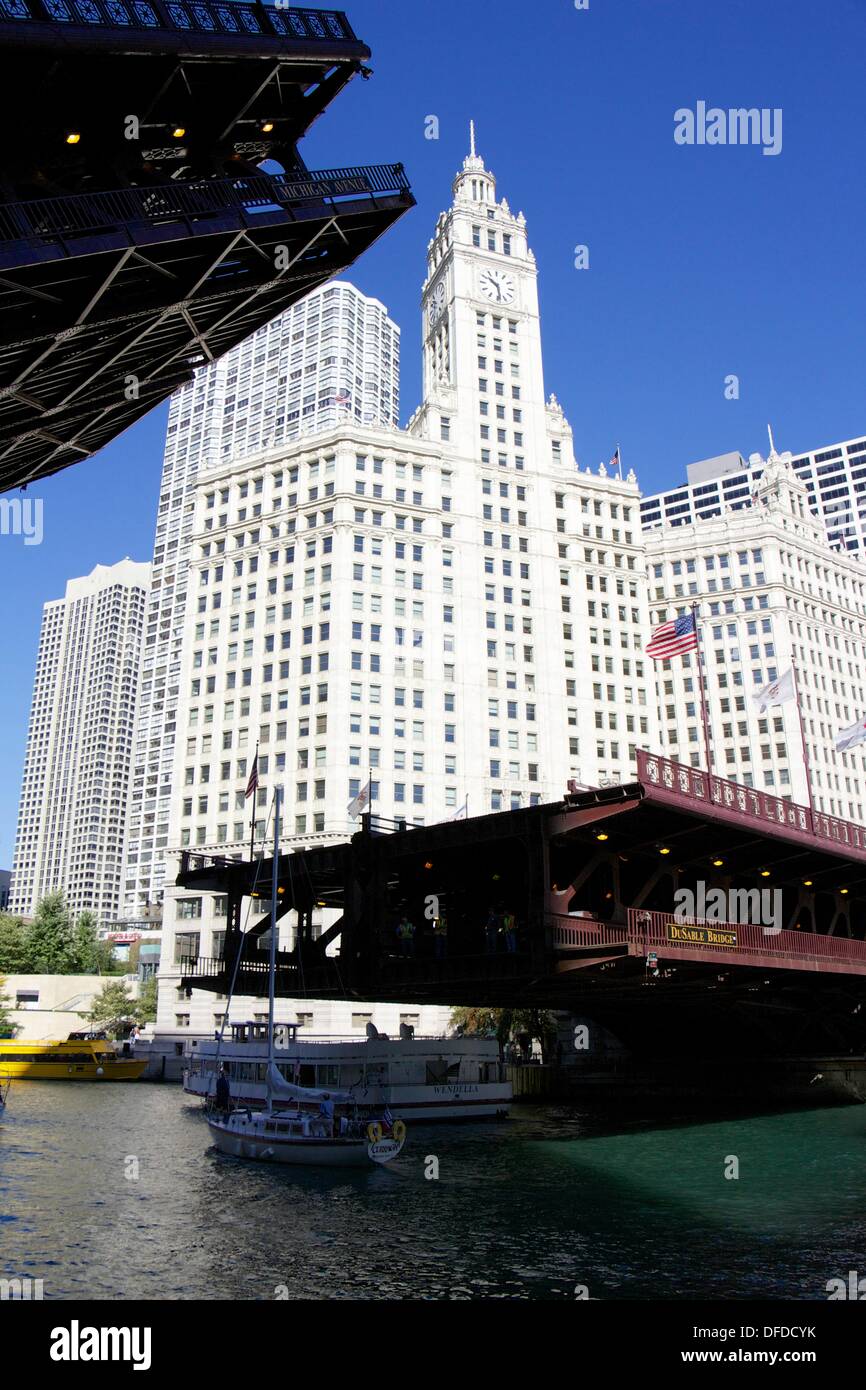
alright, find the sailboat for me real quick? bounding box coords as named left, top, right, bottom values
left=207, top=788, right=406, bottom=1168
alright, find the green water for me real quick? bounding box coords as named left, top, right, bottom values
left=1, top=1085, right=864, bottom=1299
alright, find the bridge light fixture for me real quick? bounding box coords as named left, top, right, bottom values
left=658, top=846, right=671, bottom=856
left=65, top=131, right=81, bottom=145
left=261, top=120, right=275, bottom=133
left=712, top=857, right=724, bottom=867
left=596, top=832, right=609, bottom=842
left=841, top=887, right=849, bottom=895
left=276, top=887, right=285, bottom=896
left=803, top=879, right=813, bottom=887
left=492, top=872, right=501, bottom=880
left=424, top=860, right=433, bottom=870
left=760, top=869, right=771, bottom=878
left=172, top=125, right=186, bottom=139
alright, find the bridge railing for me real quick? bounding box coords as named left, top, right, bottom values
left=0, top=1, right=359, bottom=46
left=627, top=908, right=866, bottom=965
left=0, top=164, right=411, bottom=248
left=177, top=850, right=244, bottom=876
left=637, top=749, right=866, bottom=857
left=179, top=954, right=299, bottom=980
left=548, top=915, right=627, bottom=950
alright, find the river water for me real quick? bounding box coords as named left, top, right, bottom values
left=1, top=1083, right=864, bottom=1300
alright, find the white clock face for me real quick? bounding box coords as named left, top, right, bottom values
left=427, top=279, right=446, bottom=324
left=478, top=269, right=515, bottom=304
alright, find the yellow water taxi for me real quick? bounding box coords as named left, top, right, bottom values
left=0, top=1033, right=146, bottom=1081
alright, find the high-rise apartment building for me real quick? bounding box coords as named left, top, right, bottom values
left=646, top=444, right=866, bottom=823
left=10, top=560, right=150, bottom=921
left=124, top=282, right=400, bottom=918
left=640, top=431, right=866, bottom=553
left=154, top=135, right=658, bottom=1034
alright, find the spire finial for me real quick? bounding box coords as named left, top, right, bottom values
left=469, top=119, right=476, bottom=158
left=767, top=422, right=777, bottom=458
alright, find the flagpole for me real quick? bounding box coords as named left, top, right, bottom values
left=790, top=660, right=815, bottom=828
left=691, top=602, right=714, bottom=780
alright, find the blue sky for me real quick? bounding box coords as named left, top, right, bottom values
left=0, top=0, right=864, bottom=868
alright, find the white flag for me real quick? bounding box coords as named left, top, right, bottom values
left=835, top=718, right=866, bottom=753
left=751, top=668, right=795, bottom=713
left=347, top=778, right=371, bottom=819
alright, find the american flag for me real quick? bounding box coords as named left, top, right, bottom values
left=245, top=746, right=259, bottom=800
left=335, top=389, right=351, bottom=405
left=646, top=612, right=698, bottom=661
left=609, top=446, right=621, bottom=477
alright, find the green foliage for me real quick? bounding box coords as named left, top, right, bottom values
left=69, top=911, right=115, bottom=975
left=0, top=976, right=18, bottom=1038
left=0, top=915, right=34, bottom=974
left=25, top=891, right=76, bottom=974
left=87, top=979, right=135, bottom=1036
left=451, top=1006, right=557, bottom=1052
left=135, top=976, right=158, bottom=1025
left=0, top=899, right=119, bottom=977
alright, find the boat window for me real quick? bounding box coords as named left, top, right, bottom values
left=316, top=1064, right=340, bottom=1087
left=0, top=1051, right=96, bottom=1064
left=298, top=1064, right=315, bottom=1087
left=426, top=1059, right=461, bottom=1084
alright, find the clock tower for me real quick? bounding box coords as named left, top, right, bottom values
left=410, top=124, right=550, bottom=470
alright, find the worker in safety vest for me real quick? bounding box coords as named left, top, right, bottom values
left=396, top=916, right=416, bottom=957
left=502, top=909, right=518, bottom=953
left=433, top=912, right=448, bottom=960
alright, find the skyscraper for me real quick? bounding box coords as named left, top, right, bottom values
left=123, top=283, right=400, bottom=919
left=640, top=431, right=866, bottom=553
left=10, top=560, right=150, bottom=922
left=646, top=444, right=866, bottom=823
left=154, top=133, right=658, bottom=1034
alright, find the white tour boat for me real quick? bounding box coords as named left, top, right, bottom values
left=187, top=1025, right=512, bottom=1121
left=207, top=788, right=406, bottom=1168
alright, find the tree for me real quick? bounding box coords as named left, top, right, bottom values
left=70, top=911, right=115, bottom=975
left=26, top=892, right=75, bottom=974
left=88, top=979, right=136, bottom=1037
left=0, top=976, right=18, bottom=1038
left=451, top=1006, right=558, bottom=1059
left=0, top=915, right=34, bottom=974
left=135, top=976, right=158, bottom=1025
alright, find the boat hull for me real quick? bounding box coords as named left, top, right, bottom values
left=208, top=1118, right=375, bottom=1167
left=0, top=1043, right=147, bottom=1081
left=0, top=1060, right=146, bottom=1080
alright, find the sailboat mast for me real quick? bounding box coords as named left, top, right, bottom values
left=268, top=786, right=281, bottom=1076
